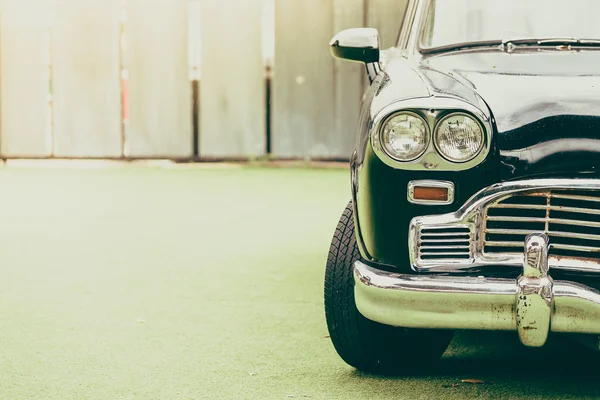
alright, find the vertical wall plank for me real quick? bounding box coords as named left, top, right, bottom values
left=200, top=0, right=265, bottom=158
left=272, top=0, right=335, bottom=158
left=333, top=0, right=365, bottom=158
left=52, top=0, right=121, bottom=157
left=0, top=0, right=51, bottom=157
left=367, top=0, right=408, bottom=49
left=125, top=0, right=192, bottom=158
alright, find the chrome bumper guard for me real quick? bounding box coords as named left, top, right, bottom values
left=354, top=233, right=600, bottom=347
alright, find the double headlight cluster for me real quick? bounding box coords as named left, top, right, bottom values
left=380, top=111, right=485, bottom=163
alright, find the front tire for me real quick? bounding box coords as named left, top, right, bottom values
left=324, top=202, right=453, bottom=374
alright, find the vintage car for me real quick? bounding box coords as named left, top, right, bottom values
left=324, top=0, right=600, bottom=374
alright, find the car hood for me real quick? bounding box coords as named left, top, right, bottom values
left=418, top=50, right=600, bottom=178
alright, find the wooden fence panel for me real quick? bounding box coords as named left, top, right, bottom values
left=272, top=0, right=336, bottom=158
left=367, top=0, right=408, bottom=49
left=333, top=0, right=365, bottom=158
left=125, top=0, right=192, bottom=158
left=0, top=0, right=51, bottom=157
left=199, top=0, right=265, bottom=158
left=52, top=0, right=122, bottom=157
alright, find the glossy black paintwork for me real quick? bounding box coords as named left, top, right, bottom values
left=422, top=50, right=600, bottom=178
left=353, top=47, right=600, bottom=275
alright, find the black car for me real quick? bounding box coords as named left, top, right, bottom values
left=324, top=0, right=600, bottom=374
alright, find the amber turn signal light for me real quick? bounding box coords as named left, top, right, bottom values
left=407, top=180, right=454, bottom=205
left=413, top=186, right=448, bottom=201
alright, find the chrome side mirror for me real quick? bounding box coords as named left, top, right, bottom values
left=330, top=28, right=380, bottom=82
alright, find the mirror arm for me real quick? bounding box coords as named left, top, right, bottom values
left=365, top=62, right=380, bottom=84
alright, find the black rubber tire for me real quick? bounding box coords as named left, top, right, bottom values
left=324, top=202, right=454, bottom=374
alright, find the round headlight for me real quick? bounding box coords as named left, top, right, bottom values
left=380, top=112, right=429, bottom=161
left=434, top=113, right=484, bottom=162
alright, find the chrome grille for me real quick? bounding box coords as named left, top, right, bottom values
left=418, top=226, right=472, bottom=261
left=484, top=190, right=600, bottom=259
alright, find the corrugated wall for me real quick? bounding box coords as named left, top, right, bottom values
left=0, top=0, right=408, bottom=160
left=0, top=0, right=52, bottom=157
left=52, top=0, right=122, bottom=157
left=125, top=0, right=193, bottom=158
left=199, top=0, right=265, bottom=158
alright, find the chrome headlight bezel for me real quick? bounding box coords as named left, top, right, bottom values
left=370, top=97, right=492, bottom=171
left=433, top=112, right=485, bottom=163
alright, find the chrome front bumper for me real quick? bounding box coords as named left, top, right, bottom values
left=354, top=233, right=600, bottom=347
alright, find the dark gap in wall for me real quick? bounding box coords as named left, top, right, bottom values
left=265, top=65, right=272, bottom=155
left=192, top=80, right=200, bottom=158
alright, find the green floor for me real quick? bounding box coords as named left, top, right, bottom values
left=0, top=165, right=599, bottom=399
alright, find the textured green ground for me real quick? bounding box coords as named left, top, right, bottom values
left=0, top=165, right=599, bottom=400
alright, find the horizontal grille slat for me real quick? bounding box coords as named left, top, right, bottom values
left=553, top=243, right=600, bottom=253
left=486, top=216, right=547, bottom=223
left=419, top=245, right=471, bottom=250
left=420, top=252, right=471, bottom=256
left=494, top=203, right=600, bottom=215
left=551, top=231, right=600, bottom=241
left=485, top=228, right=600, bottom=241
left=486, top=228, right=535, bottom=235
left=484, top=190, right=600, bottom=263
left=487, top=216, right=600, bottom=228
left=549, top=193, right=600, bottom=203
left=420, top=232, right=471, bottom=238
left=420, top=238, right=470, bottom=244
left=485, top=240, right=523, bottom=248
